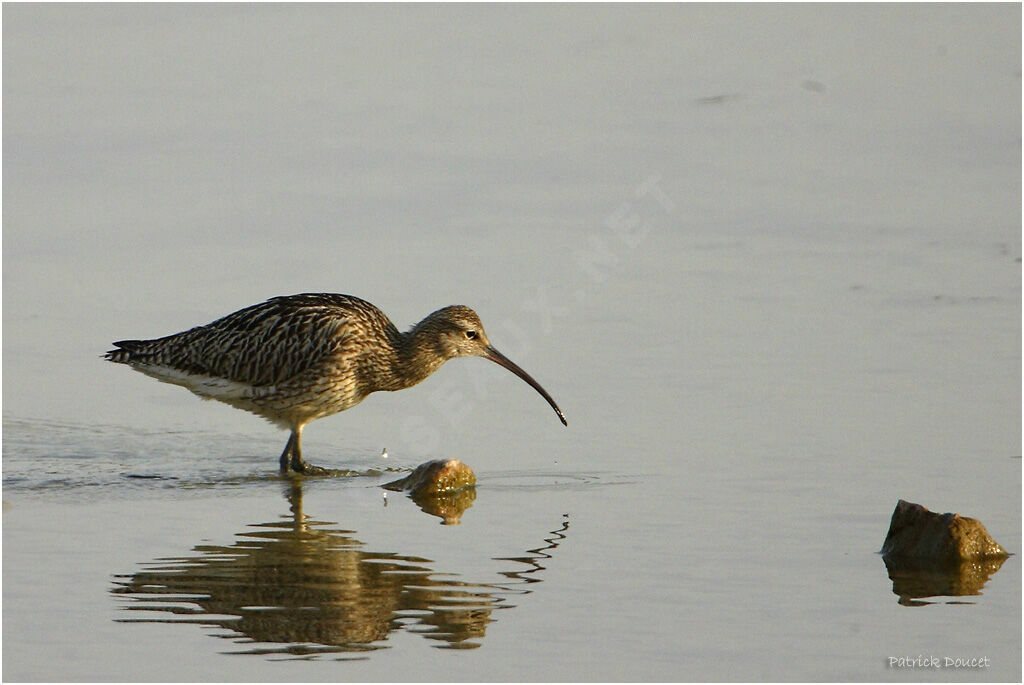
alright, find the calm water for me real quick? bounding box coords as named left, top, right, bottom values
left=3, top=4, right=1021, bottom=681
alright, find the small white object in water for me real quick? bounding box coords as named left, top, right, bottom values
left=381, top=447, right=388, bottom=459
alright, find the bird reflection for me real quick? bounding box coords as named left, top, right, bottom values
left=111, top=482, right=569, bottom=656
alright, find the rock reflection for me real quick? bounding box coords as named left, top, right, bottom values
left=404, top=485, right=477, bottom=525
left=111, top=482, right=569, bottom=656
left=883, top=556, right=1009, bottom=607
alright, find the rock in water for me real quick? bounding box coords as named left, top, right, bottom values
left=383, top=459, right=476, bottom=495
left=383, top=459, right=477, bottom=525
left=880, top=499, right=1009, bottom=562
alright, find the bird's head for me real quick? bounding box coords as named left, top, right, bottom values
left=415, top=305, right=567, bottom=426
left=423, top=305, right=494, bottom=359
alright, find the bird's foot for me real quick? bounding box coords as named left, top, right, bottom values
left=286, top=458, right=335, bottom=477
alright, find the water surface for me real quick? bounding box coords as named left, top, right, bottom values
left=3, top=4, right=1021, bottom=681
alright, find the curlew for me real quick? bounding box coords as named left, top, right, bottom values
left=105, top=293, right=566, bottom=474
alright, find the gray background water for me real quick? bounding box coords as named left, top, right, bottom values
left=3, top=4, right=1021, bottom=681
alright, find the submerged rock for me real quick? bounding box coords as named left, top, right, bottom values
left=880, top=499, right=1009, bottom=562
left=880, top=500, right=1011, bottom=605
left=383, top=459, right=477, bottom=525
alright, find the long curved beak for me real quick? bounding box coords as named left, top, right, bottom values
left=484, top=346, right=567, bottom=426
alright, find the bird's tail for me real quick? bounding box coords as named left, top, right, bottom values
left=104, top=340, right=155, bottom=364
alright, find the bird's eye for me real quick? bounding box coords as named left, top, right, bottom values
left=464, top=330, right=478, bottom=340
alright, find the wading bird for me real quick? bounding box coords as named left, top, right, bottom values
left=106, top=293, right=566, bottom=474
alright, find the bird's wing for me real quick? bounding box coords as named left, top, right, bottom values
left=110, top=294, right=394, bottom=388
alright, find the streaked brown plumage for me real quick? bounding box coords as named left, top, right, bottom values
left=105, top=293, right=567, bottom=474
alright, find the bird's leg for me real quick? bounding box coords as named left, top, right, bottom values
left=286, top=427, right=331, bottom=476
left=288, top=428, right=305, bottom=472
left=279, top=432, right=297, bottom=473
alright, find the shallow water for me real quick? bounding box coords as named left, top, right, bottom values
left=3, top=4, right=1021, bottom=681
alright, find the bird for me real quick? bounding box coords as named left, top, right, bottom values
left=105, top=293, right=567, bottom=475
